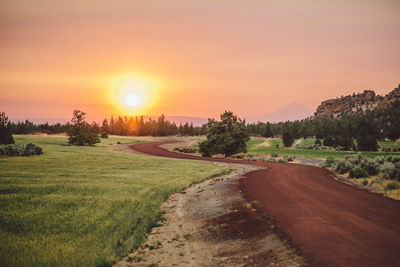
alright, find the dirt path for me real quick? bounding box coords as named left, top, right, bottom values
left=115, top=163, right=304, bottom=267
left=256, top=138, right=271, bottom=147
left=129, top=141, right=400, bottom=267
left=292, top=138, right=303, bottom=148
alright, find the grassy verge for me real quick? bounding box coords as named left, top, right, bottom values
left=246, top=137, right=400, bottom=159
left=351, top=177, right=400, bottom=200
left=0, top=135, right=228, bottom=266
left=173, top=136, right=400, bottom=159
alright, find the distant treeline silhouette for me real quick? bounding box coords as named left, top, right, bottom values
left=8, top=115, right=206, bottom=136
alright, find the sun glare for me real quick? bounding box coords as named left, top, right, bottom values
left=109, top=74, right=158, bottom=115
left=125, top=93, right=142, bottom=107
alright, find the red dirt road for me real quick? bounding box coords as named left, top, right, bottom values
left=131, top=141, right=400, bottom=266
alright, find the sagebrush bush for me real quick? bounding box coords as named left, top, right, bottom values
left=375, top=156, right=385, bottom=164
left=284, top=155, right=295, bottom=162
left=384, top=181, right=400, bottom=190
left=349, top=167, right=368, bottom=178
left=270, top=153, right=278, bottom=158
left=0, top=143, right=43, bottom=156
left=321, top=157, right=336, bottom=167
left=100, top=132, right=109, bottom=138
left=359, top=159, right=379, bottom=176
left=333, top=160, right=353, bottom=174
left=387, top=155, right=400, bottom=163
left=277, top=158, right=288, bottom=163
left=380, top=162, right=398, bottom=180
left=345, top=154, right=364, bottom=165
left=362, top=179, right=368, bottom=185
left=173, top=147, right=197, bottom=153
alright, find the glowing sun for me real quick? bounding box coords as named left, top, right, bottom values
left=125, top=93, right=142, bottom=107
left=108, top=74, right=159, bottom=115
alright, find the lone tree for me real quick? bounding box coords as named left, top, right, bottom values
left=199, top=111, right=249, bottom=157
left=0, top=112, right=15, bottom=144
left=282, top=128, right=294, bottom=147
left=68, top=110, right=100, bottom=146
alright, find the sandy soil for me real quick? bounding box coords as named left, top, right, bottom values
left=114, top=163, right=305, bottom=267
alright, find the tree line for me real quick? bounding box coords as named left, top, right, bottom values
left=247, top=101, right=400, bottom=151
left=6, top=114, right=207, bottom=137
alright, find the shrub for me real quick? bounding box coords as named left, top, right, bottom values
left=100, top=132, right=109, bottom=138
left=277, top=158, right=288, bottom=163
left=345, top=154, right=364, bottom=165
left=270, top=153, right=278, bottom=158
left=321, top=157, right=337, bottom=168
left=333, top=160, right=353, bottom=174
left=284, top=155, right=296, bottom=162
left=173, top=147, right=197, bottom=153
left=386, top=155, right=400, bottom=163
left=359, top=159, right=379, bottom=176
left=375, top=156, right=385, bottom=164
left=314, top=139, right=322, bottom=146
left=349, top=167, right=368, bottom=178
left=25, top=143, right=43, bottom=155
left=68, top=110, right=100, bottom=146
left=384, top=181, right=400, bottom=191
left=381, top=162, right=398, bottom=180
left=282, top=130, right=294, bottom=147
left=266, top=158, right=276, bottom=162
left=244, top=154, right=254, bottom=161
left=0, top=143, right=43, bottom=156
left=68, top=130, right=100, bottom=146
left=362, top=179, right=368, bottom=186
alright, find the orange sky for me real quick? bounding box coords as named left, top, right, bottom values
left=1, top=0, right=399, bottom=122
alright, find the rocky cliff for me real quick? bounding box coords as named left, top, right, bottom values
left=315, top=84, right=400, bottom=117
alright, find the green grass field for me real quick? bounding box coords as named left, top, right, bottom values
left=0, top=135, right=228, bottom=267
left=245, top=137, right=400, bottom=159
left=298, top=138, right=400, bottom=149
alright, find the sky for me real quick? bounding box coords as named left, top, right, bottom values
left=1, top=0, right=399, bottom=122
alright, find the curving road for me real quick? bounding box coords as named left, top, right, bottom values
left=131, top=141, right=400, bottom=266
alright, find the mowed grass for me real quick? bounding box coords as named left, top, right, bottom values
left=378, top=140, right=400, bottom=148
left=0, top=135, right=228, bottom=267
left=246, top=137, right=400, bottom=159
left=299, top=138, right=400, bottom=149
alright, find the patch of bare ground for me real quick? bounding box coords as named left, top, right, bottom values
left=256, top=138, right=271, bottom=148
left=113, top=144, right=148, bottom=155
left=114, top=163, right=305, bottom=267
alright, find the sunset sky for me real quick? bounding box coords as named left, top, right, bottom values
left=1, top=0, right=399, bottom=122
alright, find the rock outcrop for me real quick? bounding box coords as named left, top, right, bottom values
left=377, top=84, right=400, bottom=110
left=315, top=84, right=400, bottom=117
